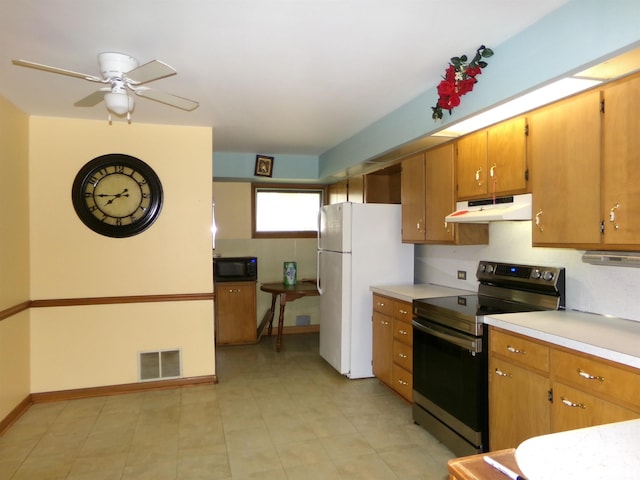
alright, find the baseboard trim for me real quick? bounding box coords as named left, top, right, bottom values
left=0, top=395, right=32, bottom=436
left=30, top=375, right=217, bottom=404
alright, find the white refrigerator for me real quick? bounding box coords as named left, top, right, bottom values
left=317, top=202, right=414, bottom=379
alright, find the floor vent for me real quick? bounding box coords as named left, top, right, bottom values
left=139, top=349, right=182, bottom=382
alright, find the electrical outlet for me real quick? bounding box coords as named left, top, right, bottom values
left=457, top=270, right=467, bottom=280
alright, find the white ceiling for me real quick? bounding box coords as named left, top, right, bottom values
left=0, top=0, right=570, bottom=156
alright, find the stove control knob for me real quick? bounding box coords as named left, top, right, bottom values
left=485, top=264, right=494, bottom=274
left=531, top=269, right=542, bottom=280
left=479, top=264, right=486, bottom=273
left=542, top=271, right=555, bottom=281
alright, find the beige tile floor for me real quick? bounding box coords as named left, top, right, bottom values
left=0, top=333, right=455, bottom=479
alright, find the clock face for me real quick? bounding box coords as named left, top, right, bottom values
left=72, top=154, right=163, bottom=238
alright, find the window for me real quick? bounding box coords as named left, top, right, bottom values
left=252, top=184, right=326, bottom=238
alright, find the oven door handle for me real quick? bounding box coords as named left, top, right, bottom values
left=412, top=320, right=482, bottom=353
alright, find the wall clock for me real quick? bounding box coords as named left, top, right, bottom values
left=71, top=153, right=163, bottom=238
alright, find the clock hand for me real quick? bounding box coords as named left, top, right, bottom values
left=101, top=189, right=130, bottom=206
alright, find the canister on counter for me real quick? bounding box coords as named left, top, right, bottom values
left=283, top=261, right=297, bottom=286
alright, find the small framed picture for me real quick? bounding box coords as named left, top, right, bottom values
left=254, top=155, right=274, bottom=177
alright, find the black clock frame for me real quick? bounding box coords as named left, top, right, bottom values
left=71, top=153, right=163, bottom=238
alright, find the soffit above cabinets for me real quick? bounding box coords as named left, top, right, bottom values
left=575, top=47, right=640, bottom=81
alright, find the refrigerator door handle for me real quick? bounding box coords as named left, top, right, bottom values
left=317, top=249, right=324, bottom=295
left=317, top=208, right=323, bottom=251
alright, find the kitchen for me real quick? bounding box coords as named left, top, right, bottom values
left=2, top=1, right=640, bottom=478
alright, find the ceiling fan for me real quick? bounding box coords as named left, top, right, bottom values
left=12, top=52, right=199, bottom=123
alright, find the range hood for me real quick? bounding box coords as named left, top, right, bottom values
left=445, top=193, right=532, bottom=223
left=582, top=251, right=640, bottom=268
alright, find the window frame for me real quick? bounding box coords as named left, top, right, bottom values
left=251, top=183, right=327, bottom=239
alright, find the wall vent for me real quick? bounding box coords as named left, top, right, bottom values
left=138, top=349, right=182, bottom=382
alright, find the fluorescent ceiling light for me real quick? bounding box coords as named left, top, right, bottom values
left=433, top=77, right=602, bottom=138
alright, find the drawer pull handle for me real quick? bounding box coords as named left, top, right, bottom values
left=398, top=379, right=409, bottom=386
left=506, top=345, right=526, bottom=355
left=377, top=302, right=385, bottom=307
left=561, top=397, right=586, bottom=409
left=577, top=369, right=604, bottom=382
left=494, top=368, right=512, bottom=378
left=398, top=309, right=408, bottom=315
left=398, top=329, right=408, bottom=335
left=380, top=320, right=389, bottom=326
left=398, top=353, right=408, bottom=359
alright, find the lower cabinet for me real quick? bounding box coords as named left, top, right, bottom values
left=214, top=281, right=257, bottom=345
left=372, top=294, right=413, bottom=401
left=489, top=326, right=640, bottom=450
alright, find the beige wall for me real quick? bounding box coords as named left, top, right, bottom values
left=0, top=95, right=31, bottom=419
left=26, top=117, right=215, bottom=392
left=213, top=181, right=319, bottom=326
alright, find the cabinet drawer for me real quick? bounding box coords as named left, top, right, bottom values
left=393, top=300, right=412, bottom=323
left=552, top=348, right=640, bottom=410
left=372, top=294, right=394, bottom=316
left=490, top=328, right=549, bottom=373
left=393, top=318, right=413, bottom=346
left=551, top=382, right=640, bottom=433
left=392, top=363, right=412, bottom=401
left=393, top=340, right=412, bottom=372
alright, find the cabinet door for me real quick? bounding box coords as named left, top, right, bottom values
left=456, top=130, right=487, bottom=199
left=400, top=153, right=426, bottom=242
left=215, top=282, right=257, bottom=345
left=425, top=143, right=456, bottom=243
left=487, top=116, right=528, bottom=194
left=529, top=90, right=601, bottom=246
left=328, top=180, right=348, bottom=204
left=602, top=74, right=640, bottom=245
left=551, top=382, right=639, bottom=433
left=489, top=356, right=550, bottom=450
left=372, top=311, right=393, bottom=386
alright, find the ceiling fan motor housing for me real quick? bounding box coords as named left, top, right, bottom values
left=98, top=52, right=138, bottom=79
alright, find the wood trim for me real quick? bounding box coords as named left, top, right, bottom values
left=0, top=395, right=32, bottom=436
left=30, top=375, right=217, bottom=404
left=30, top=292, right=214, bottom=308
left=0, top=301, right=30, bottom=322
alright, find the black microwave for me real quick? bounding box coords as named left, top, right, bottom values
left=213, top=256, right=258, bottom=283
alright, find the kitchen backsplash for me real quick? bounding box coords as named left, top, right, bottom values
left=415, top=221, right=640, bottom=323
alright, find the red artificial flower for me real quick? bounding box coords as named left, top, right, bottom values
left=437, top=79, right=456, bottom=96
left=466, top=65, right=482, bottom=77
left=457, top=77, right=477, bottom=95
left=444, top=65, right=457, bottom=82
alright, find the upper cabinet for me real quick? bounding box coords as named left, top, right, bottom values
left=401, top=144, right=487, bottom=245
left=601, top=74, right=640, bottom=247
left=456, top=116, right=529, bottom=200
left=529, top=90, right=602, bottom=247
left=530, top=72, right=640, bottom=251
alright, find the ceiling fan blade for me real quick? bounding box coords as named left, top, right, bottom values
left=74, top=89, right=109, bottom=107
left=135, top=87, right=199, bottom=111
left=125, top=60, right=176, bottom=85
left=12, top=59, right=103, bottom=82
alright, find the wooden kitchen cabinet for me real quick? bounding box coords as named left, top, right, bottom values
left=214, top=281, right=257, bottom=345
left=489, top=329, right=551, bottom=450
left=488, top=326, right=640, bottom=450
left=372, top=294, right=394, bottom=386
left=529, top=89, right=602, bottom=247
left=550, top=347, right=640, bottom=432
left=456, top=116, right=528, bottom=200
left=401, top=145, right=487, bottom=245
left=372, top=294, right=413, bottom=401
left=601, top=73, right=640, bottom=247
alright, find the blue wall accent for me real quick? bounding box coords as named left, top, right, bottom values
left=214, top=0, right=640, bottom=183
left=213, top=151, right=320, bottom=182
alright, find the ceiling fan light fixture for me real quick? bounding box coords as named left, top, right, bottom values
left=104, top=91, right=134, bottom=116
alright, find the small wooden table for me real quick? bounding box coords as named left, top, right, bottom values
left=259, top=281, right=319, bottom=352
left=448, top=448, right=526, bottom=480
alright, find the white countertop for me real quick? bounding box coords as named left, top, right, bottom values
left=515, top=419, right=640, bottom=479
left=370, top=283, right=473, bottom=303
left=484, top=310, right=640, bottom=369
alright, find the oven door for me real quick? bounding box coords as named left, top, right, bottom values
left=412, top=318, right=488, bottom=455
